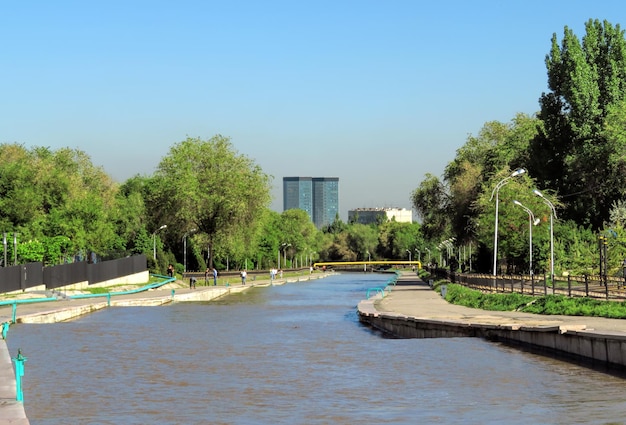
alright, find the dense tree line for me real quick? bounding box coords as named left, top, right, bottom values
left=0, top=137, right=423, bottom=273
left=412, top=19, right=626, bottom=277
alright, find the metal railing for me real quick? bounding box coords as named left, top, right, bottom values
left=366, top=271, right=400, bottom=299
left=428, top=268, right=626, bottom=301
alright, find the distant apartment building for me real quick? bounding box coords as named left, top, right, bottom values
left=348, top=207, right=413, bottom=225
left=283, top=177, right=339, bottom=228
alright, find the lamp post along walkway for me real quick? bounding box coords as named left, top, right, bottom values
left=534, top=189, right=557, bottom=283
left=490, top=169, right=526, bottom=276
left=513, top=200, right=540, bottom=277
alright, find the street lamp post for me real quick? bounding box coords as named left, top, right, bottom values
left=534, top=189, right=557, bottom=283
left=152, top=225, right=167, bottom=261
left=280, top=243, right=291, bottom=269
left=490, top=169, right=527, bottom=276
left=424, top=248, right=431, bottom=265
left=442, top=239, right=454, bottom=269
left=415, top=249, right=421, bottom=263
left=513, top=200, right=540, bottom=276
left=406, top=249, right=411, bottom=263
left=182, top=229, right=196, bottom=273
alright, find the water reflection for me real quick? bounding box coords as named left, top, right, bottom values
left=7, top=273, right=626, bottom=425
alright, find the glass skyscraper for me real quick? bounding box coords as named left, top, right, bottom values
left=283, top=177, right=339, bottom=228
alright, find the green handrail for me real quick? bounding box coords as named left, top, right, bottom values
left=68, top=274, right=175, bottom=300
left=0, top=274, right=176, bottom=323
left=366, top=287, right=385, bottom=299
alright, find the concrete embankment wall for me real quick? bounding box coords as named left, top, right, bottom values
left=15, top=286, right=245, bottom=324
left=357, top=299, right=626, bottom=369
left=0, top=340, right=29, bottom=424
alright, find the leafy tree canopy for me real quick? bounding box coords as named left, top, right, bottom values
left=152, top=135, right=272, bottom=268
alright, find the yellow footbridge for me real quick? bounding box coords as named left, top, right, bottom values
left=313, top=260, right=421, bottom=269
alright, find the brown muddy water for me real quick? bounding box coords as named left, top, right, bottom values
left=7, top=273, right=626, bottom=424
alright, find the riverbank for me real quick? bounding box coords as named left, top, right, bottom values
left=0, top=271, right=331, bottom=424
left=358, top=273, right=626, bottom=370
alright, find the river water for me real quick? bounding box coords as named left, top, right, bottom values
left=7, top=273, right=626, bottom=424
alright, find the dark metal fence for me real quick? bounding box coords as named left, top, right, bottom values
left=429, top=268, right=626, bottom=301
left=0, top=255, right=147, bottom=294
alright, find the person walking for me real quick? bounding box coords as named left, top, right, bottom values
left=240, top=269, right=247, bottom=285
left=213, top=267, right=218, bottom=286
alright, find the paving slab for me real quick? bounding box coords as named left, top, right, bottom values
left=375, top=273, right=626, bottom=337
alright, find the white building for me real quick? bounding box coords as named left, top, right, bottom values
left=348, top=207, right=413, bottom=225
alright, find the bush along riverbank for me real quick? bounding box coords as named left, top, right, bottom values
left=432, top=280, right=626, bottom=319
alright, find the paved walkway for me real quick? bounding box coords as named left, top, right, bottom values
left=374, top=273, right=626, bottom=336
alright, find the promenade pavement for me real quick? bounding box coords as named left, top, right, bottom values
left=375, top=273, right=626, bottom=337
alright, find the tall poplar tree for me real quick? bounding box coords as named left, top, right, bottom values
left=529, top=19, right=626, bottom=229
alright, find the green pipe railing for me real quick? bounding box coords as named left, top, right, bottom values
left=0, top=274, right=176, bottom=326
left=366, top=287, right=385, bottom=299
left=0, top=297, right=58, bottom=307
left=68, top=274, right=175, bottom=300
left=366, top=271, right=401, bottom=299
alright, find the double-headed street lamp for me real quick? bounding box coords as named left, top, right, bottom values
left=534, top=189, right=557, bottom=283
left=438, top=238, right=455, bottom=266
left=513, top=200, right=540, bottom=276
left=152, top=225, right=167, bottom=260
left=490, top=168, right=526, bottom=276
left=279, top=243, right=291, bottom=269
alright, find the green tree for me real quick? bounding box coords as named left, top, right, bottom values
left=411, top=173, right=450, bottom=242
left=251, top=209, right=282, bottom=269
left=115, top=175, right=153, bottom=257
left=278, top=209, right=318, bottom=267
left=153, top=136, right=272, bottom=269
left=443, top=115, right=540, bottom=246
left=345, top=223, right=379, bottom=261
left=0, top=144, right=123, bottom=264
left=376, top=221, right=422, bottom=260
left=529, top=19, right=626, bottom=229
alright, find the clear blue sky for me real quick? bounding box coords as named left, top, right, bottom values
left=2, top=1, right=625, bottom=219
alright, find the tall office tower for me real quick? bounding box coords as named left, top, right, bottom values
left=283, top=177, right=313, bottom=218
left=283, top=177, right=339, bottom=228
left=312, top=177, right=339, bottom=228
